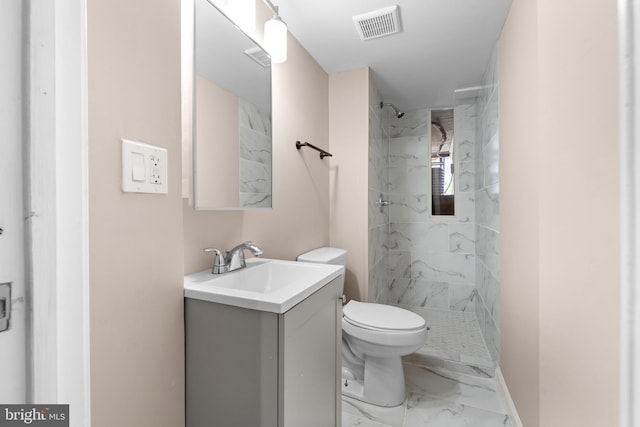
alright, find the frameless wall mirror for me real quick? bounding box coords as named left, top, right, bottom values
left=193, top=0, right=272, bottom=209
left=431, top=108, right=455, bottom=216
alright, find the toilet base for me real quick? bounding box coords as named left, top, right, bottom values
left=341, top=355, right=407, bottom=407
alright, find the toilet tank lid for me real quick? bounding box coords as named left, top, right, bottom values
left=297, top=247, right=347, bottom=264
left=343, top=301, right=426, bottom=331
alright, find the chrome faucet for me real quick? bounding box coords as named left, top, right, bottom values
left=204, top=241, right=263, bottom=274
left=226, top=241, right=263, bottom=272
left=203, top=247, right=228, bottom=274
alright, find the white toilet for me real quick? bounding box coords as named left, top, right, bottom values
left=297, top=247, right=428, bottom=407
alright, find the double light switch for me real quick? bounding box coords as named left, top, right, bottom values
left=122, top=139, right=168, bottom=194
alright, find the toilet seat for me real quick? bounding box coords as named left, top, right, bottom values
left=343, top=300, right=425, bottom=332
left=342, top=301, right=428, bottom=348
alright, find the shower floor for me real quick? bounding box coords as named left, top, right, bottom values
left=400, top=306, right=495, bottom=378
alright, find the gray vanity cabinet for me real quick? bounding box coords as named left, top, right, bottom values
left=185, top=276, right=343, bottom=427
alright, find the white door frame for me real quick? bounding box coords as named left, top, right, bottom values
left=22, top=2, right=640, bottom=427
left=618, top=1, right=640, bottom=426
left=28, top=0, right=90, bottom=425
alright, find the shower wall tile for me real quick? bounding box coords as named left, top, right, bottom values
left=385, top=108, right=428, bottom=138
left=369, top=224, right=388, bottom=267
left=479, top=90, right=496, bottom=125
left=388, top=193, right=430, bottom=222
left=387, top=251, right=412, bottom=279
left=457, top=138, right=475, bottom=163
left=476, top=210, right=500, bottom=281
left=474, top=297, right=485, bottom=339
left=474, top=43, right=500, bottom=364
left=388, top=135, right=430, bottom=167
left=479, top=47, right=498, bottom=108
left=389, top=222, right=449, bottom=254
left=458, top=161, right=475, bottom=193
left=481, top=94, right=499, bottom=150
left=482, top=269, right=500, bottom=326
left=368, top=114, right=386, bottom=192
left=369, top=256, right=388, bottom=304
left=377, top=103, right=479, bottom=312
left=411, top=253, right=476, bottom=284
left=369, top=189, right=389, bottom=228
left=456, top=192, right=475, bottom=223
left=476, top=184, right=500, bottom=231
left=388, top=278, right=449, bottom=309
left=483, top=312, right=500, bottom=363
left=476, top=263, right=488, bottom=305
left=474, top=148, right=485, bottom=192
left=456, top=103, right=477, bottom=132
left=482, top=132, right=500, bottom=188
left=368, top=76, right=390, bottom=304
left=449, top=285, right=477, bottom=312
left=369, top=273, right=381, bottom=303
left=388, top=165, right=430, bottom=194
left=449, top=223, right=475, bottom=254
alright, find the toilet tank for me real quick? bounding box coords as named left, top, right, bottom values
left=297, top=247, right=347, bottom=267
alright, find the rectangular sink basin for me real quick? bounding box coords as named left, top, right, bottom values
left=184, top=258, right=345, bottom=313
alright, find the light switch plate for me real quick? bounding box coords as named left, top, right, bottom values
left=122, top=139, right=168, bottom=194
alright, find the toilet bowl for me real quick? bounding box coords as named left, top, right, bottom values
left=297, top=247, right=428, bottom=407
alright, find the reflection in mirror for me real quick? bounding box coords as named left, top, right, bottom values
left=431, top=109, right=455, bottom=216
left=194, top=0, right=272, bottom=209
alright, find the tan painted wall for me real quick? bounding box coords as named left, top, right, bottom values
left=87, top=0, right=185, bottom=426
left=328, top=68, right=370, bottom=301
left=499, top=0, right=540, bottom=423
left=537, top=0, right=619, bottom=424
left=183, top=31, right=330, bottom=273
left=500, top=0, right=619, bottom=425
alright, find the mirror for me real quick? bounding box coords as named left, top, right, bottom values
left=193, top=0, right=272, bottom=209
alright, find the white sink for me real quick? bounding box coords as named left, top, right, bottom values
left=184, top=258, right=345, bottom=313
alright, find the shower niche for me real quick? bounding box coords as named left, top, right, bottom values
left=430, top=109, right=455, bottom=216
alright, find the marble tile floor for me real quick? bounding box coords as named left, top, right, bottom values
left=342, top=364, right=513, bottom=427
left=402, top=306, right=495, bottom=378
left=342, top=307, right=510, bottom=426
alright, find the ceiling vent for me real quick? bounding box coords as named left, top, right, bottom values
left=353, top=5, right=401, bottom=41
left=244, top=46, right=271, bottom=68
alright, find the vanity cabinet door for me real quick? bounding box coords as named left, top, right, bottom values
left=185, top=299, right=279, bottom=427
left=279, top=277, right=343, bottom=427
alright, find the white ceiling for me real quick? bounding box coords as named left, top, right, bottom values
left=275, top=0, right=512, bottom=111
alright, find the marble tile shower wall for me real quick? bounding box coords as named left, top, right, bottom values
left=368, top=76, right=390, bottom=302
left=380, top=105, right=478, bottom=312
left=239, top=97, right=272, bottom=208
left=474, top=46, right=500, bottom=362
left=366, top=46, right=501, bottom=365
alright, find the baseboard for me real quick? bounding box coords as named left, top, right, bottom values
left=495, top=367, right=524, bottom=427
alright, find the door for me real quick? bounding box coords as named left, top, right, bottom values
left=0, top=0, right=27, bottom=403
left=280, top=277, right=344, bottom=427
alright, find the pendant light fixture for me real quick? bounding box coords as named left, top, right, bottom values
left=263, top=0, right=287, bottom=63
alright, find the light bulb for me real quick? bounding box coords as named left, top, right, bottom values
left=264, top=15, right=287, bottom=63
